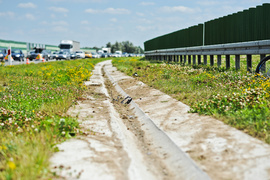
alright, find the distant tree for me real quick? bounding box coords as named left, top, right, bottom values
left=134, top=46, right=144, bottom=54
left=106, top=42, right=112, bottom=48
left=111, top=41, right=123, bottom=53
left=92, top=46, right=99, bottom=51
left=101, top=41, right=144, bottom=54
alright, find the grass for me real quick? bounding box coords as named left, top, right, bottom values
left=112, top=56, right=270, bottom=144
left=0, top=58, right=105, bottom=179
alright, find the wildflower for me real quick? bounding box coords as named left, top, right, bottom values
left=34, top=128, right=38, bottom=132
left=7, top=161, right=16, bottom=170
left=0, top=123, right=4, bottom=126
left=62, top=131, right=66, bottom=135
left=31, top=125, right=35, bottom=128
left=8, top=118, right=12, bottom=123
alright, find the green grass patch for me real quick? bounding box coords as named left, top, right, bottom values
left=0, top=59, right=104, bottom=179
left=112, top=57, right=270, bottom=144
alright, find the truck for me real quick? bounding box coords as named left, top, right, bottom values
left=100, top=47, right=111, bottom=54
left=59, top=40, right=80, bottom=53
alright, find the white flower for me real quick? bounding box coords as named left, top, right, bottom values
left=0, top=123, right=4, bottom=126
left=62, top=131, right=66, bottom=135
left=34, top=128, right=38, bottom=132
left=31, top=125, right=35, bottom=128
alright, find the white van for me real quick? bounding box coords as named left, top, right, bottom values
left=75, top=50, right=85, bottom=59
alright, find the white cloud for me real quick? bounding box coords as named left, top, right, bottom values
left=140, top=2, right=155, bottom=6
left=52, top=21, right=68, bottom=26
left=136, top=12, right=144, bottom=16
left=136, top=18, right=153, bottom=24
left=49, top=7, right=69, bottom=13
left=136, top=25, right=155, bottom=32
left=85, top=8, right=130, bottom=14
left=160, top=6, right=197, bottom=13
left=51, top=14, right=56, bottom=18
left=53, top=26, right=68, bottom=32
left=40, top=21, right=68, bottom=26
left=81, top=20, right=90, bottom=25
left=196, top=0, right=219, bottom=6
left=25, top=13, right=36, bottom=20
left=85, top=9, right=99, bottom=13
left=0, top=11, right=15, bottom=18
left=110, top=18, right=117, bottom=22
left=18, top=2, right=37, bottom=8
left=104, top=8, right=130, bottom=14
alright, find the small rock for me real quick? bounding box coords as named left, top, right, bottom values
left=122, top=114, right=128, bottom=119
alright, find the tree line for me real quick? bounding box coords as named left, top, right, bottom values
left=90, top=41, right=144, bottom=54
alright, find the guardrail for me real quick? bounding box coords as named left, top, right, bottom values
left=145, top=40, right=270, bottom=72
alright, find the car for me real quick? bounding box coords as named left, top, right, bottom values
left=101, top=53, right=108, bottom=58
left=84, top=51, right=92, bottom=58
left=75, top=51, right=85, bottom=59
left=70, top=52, right=76, bottom=59
left=51, top=51, right=59, bottom=59
left=0, top=48, right=7, bottom=62
left=57, top=51, right=70, bottom=60
left=112, top=53, right=121, bottom=58
left=26, top=50, right=35, bottom=59
left=91, top=52, right=100, bottom=58
left=29, top=48, right=49, bottom=61
left=11, top=49, right=25, bottom=61
left=45, top=50, right=52, bottom=59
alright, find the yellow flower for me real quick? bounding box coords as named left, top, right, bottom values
left=1, top=145, right=7, bottom=150
left=8, top=161, right=16, bottom=170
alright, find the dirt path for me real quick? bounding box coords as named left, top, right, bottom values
left=50, top=60, right=270, bottom=180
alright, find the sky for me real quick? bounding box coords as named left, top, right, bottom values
left=0, top=0, right=269, bottom=49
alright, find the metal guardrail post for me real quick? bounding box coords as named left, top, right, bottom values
left=193, top=55, right=196, bottom=65
left=260, top=54, right=266, bottom=72
left=247, top=55, right=252, bottom=72
left=235, top=55, right=240, bottom=70
left=217, top=55, right=222, bottom=67
left=210, top=55, right=214, bottom=66
left=188, top=55, right=191, bottom=65
left=226, top=55, right=230, bottom=69
left=198, top=55, right=201, bottom=65
left=204, top=55, right=207, bottom=65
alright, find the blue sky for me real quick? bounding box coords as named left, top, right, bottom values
left=0, top=0, right=268, bottom=49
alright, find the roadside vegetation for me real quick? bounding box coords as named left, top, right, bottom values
left=0, top=58, right=104, bottom=179
left=112, top=56, right=270, bottom=144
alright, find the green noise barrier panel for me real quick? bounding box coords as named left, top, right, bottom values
left=144, top=3, right=270, bottom=51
